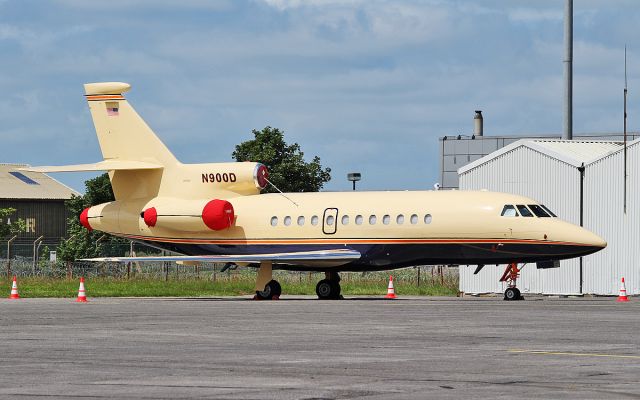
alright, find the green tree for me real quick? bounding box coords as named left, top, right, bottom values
left=232, top=126, right=331, bottom=193
left=0, top=208, right=25, bottom=238
left=57, top=173, right=126, bottom=262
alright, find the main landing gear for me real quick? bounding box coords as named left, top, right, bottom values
left=500, top=263, right=524, bottom=301
left=253, top=264, right=344, bottom=300
left=315, top=272, right=342, bottom=300
left=254, top=261, right=281, bottom=300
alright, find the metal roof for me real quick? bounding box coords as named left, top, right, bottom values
left=459, top=139, right=630, bottom=174
left=0, top=164, right=80, bottom=200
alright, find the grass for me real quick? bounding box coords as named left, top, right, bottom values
left=1, top=273, right=459, bottom=298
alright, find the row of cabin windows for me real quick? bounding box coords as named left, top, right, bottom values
left=500, top=204, right=557, bottom=218
left=270, top=214, right=433, bottom=227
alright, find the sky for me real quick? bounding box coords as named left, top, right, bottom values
left=2, top=0, right=639, bottom=193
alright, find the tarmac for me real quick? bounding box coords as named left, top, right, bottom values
left=1, top=295, right=639, bottom=399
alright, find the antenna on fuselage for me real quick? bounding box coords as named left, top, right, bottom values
left=264, top=177, right=299, bottom=207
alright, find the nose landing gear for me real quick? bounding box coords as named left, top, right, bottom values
left=500, top=263, right=524, bottom=301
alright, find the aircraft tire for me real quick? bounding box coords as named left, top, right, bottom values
left=316, top=279, right=341, bottom=300
left=504, top=287, right=518, bottom=301
left=256, top=280, right=282, bottom=300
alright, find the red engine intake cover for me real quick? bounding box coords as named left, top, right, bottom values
left=202, top=199, right=234, bottom=230
left=79, top=207, right=92, bottom=231
left=143, top=207, right=158, bottom=227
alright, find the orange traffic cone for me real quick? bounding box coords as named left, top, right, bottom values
left=8, top=276, right=20, bottom=299
left=76, top=277, right=87, bottom=303
left=385, top=275, right=397, bottom=299
left=617, top=277, right=629, bottom=302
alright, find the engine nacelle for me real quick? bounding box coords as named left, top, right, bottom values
left=79, top=198, right=236, bottom=234
left=140, top=198, right=235, bottom=232
left=195, top=162, right=269, bottom=195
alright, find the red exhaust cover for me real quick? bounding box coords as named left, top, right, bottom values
left=143, top=207, right=158, bottom=227
left=79, top=208, right=92, bottom=231
left=202, top=199, right=234, bottom=230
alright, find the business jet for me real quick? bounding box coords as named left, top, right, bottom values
left=24, top=82, right=607, bottom=300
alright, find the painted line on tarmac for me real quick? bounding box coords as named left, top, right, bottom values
left=509, top=349, right=640, bottom=359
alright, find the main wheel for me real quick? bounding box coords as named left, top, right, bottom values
left=514, top=288, right=523, bottom=300
left=504, top=287, right=518, bottom=301
left=316, top=279, right=341, bottom=300
left=256, top=280, right=282, bottom=300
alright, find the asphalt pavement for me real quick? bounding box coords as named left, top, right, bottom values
left=1, top=295, right=639, bottom=399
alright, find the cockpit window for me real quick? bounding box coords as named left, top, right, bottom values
left=501, top=205, right=518, bottom=217
left=528, top=204, right=551, bottom=217
left=516, top=205, right=534, bottom=217
left=540, top=204, right=557, bottom=217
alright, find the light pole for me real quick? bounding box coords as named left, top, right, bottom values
left=347, top=172, right=361, bottom=191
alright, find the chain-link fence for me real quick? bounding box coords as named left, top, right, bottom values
left=1, top=240, right=458, bottom=287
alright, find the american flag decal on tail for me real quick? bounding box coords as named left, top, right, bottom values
left=106, top=102, right=119, bottom=116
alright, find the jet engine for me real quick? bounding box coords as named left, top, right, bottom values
left=80, top=198, right=236, bottom=233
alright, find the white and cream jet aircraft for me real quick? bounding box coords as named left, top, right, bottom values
left=25, top=82, right=607, bottom=300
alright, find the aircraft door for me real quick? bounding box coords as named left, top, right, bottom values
left=322, top=208, right=338, bottom=235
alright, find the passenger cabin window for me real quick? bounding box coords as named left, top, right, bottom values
left=311, top=216, right=319, bottom=226
left=382, top=215, right=390, bottom=225
left=528, top=204, right=551, bottom=217
left=326, top=215, right=335, bottom=226
left=396, top=214, right=404, bottom=224
left=284, top=216, right=292, bottom=226
left=516, top=205, right=533, bottom=217
left=270, top=216, right=278, bottom=226
left=410, top=214, right=418, bottom=224
left=541, top=204, right=557, bottom=217
left=369, top=215, right=377, bottom=225
left=355, top=215, right=363, bottom=225
left=424, top=214, right=432, bottom=224
left=297, top=216, right=305, bottom=226
left=501, top=205, right=518, bottom=217
left=341, top=215, right=349, bottom=225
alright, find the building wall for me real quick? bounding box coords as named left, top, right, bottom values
left=459, top=146, right=585, bottom=295
left=0, top=199, right=69, bottom=245
left=583, top=143, right=639, bottom=295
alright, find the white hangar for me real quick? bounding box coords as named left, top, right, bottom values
left=457, top=139, right=639, bottom=296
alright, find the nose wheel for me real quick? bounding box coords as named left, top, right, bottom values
left=500, top=263, right=524, bottom=301
left=316, top=272, right=342, bottom=300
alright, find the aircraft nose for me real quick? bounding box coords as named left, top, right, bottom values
left=578, top=227, right=607, bottom=255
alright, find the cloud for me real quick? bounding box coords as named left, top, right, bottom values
left=508, top=8, right=563, bottom=23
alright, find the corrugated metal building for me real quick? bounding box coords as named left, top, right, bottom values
left=458, top=139, right=636, bottom=296
left=440, top=132, right=640, bottom=189
left=0, top=164, right=79, bottom=250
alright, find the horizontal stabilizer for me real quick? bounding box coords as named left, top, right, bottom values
left=81, top=249, right=361, bottom=264
left=20, top=160, right=163, bottom=173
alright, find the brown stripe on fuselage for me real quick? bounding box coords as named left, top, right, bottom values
left=112, top=232, right=593, bottom=247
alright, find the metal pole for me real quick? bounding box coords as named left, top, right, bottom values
left=624, top=46, right=628, bottom=214
left=6, top=235, right=17, bottom=278
left=127, top=241, right=133, bottom=280
left=563, top=0, right=573, bottom=140
left=352, top=181, right=356, bottom=191
left=32, top=235, right=44, bottom=274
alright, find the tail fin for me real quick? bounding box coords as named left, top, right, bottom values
left=84, top=82, right=178, bottom=166
left=84, top=82, right=177, bottom=200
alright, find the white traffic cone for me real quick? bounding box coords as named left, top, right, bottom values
left=76, top=277, right=88, bottom=303
left=617, top=277, right=629, bottom=302
left=8, top=276, right=20, bottom=299
left=385, top=275, right=397, bottom=299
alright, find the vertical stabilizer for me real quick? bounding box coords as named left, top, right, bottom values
left=84, top=82, right=178, bottom=166
left=84, top=82, right=177, bottom=200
